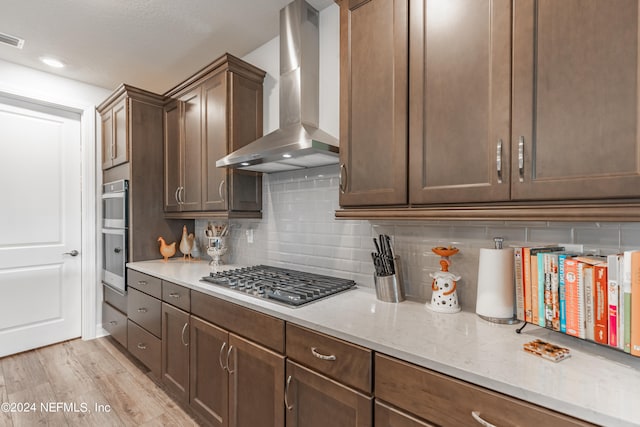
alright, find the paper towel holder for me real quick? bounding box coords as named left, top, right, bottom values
left=475, top=237, right=519, bottom=324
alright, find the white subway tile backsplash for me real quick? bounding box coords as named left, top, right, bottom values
left=195, top=165, right=640, bottom=310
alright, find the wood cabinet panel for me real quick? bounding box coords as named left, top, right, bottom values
left=228, top=334, right=285, bottom=427
left=127, top=270, right=162, bottom=298
left=190, top=316, right=229, bottom=427
left=375, top=354, right=593, bottom=427
left=180, top=88, right=204, bottom=211
left=286, top=323, right=372, bottom=394
left=202, top=73, right=229, bottom=212
left=512, top=0, right=640, bottom=200
left=127, top=288, right=161, bottom=338
left=112, top=98, right=128, bottom=167
left=127, top=319, right=161, bottom=377
left=163, top=100, right=182, bottom=212
left=191, top=291, right=285, bottom=353
left=102, top=302, right=127, bottom=347
left=285, top=360, right=372, bottom=427
left=374, top=401, right=433, bottom=427
left=161, top=303, right=190, bottom=402
left=101, top=109, right=114, bottom=170
left=339, top=0, right=408, bottom=206
left=409, top=0, right=511, bottom=204
left=162, top=280, right=191, bottom=312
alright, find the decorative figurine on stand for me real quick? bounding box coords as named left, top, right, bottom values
left=179, top=225, right=195, bottom=260
left=426, top=246, right=461, bottom=313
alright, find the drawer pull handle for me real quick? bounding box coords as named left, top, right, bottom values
left=137, top=308, right=147, bottom=313
left=311, top=347, right=336, bottom=361
left=284, top=375, right=293, bottom=411
left=137, top=343, right=147, bottom=350
left=471, top=411, right=496, bottom=427
left=109, top=321, right=117, bottom=326
left=169, top=292, right=180, bottom=298
left=226, top=345, right=235, bottom=374
left=219, top=342, right=228, bottom=371
left=138, top=280, right=147, bottom=286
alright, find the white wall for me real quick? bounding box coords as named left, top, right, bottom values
left=0, top=59, right=110, bottom=108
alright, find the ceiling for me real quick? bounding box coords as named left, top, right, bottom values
left=0, top=0, right=335, bottom=94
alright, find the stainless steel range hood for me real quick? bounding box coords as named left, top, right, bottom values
left=216, top=0, right=339, bottom=173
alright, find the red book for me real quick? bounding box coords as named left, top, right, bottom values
left=593, top=264, right=608, bottom=345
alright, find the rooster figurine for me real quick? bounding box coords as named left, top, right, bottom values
left=179, top=225, right=195, bottom=260
left=158, top=237, right=176, bottom=261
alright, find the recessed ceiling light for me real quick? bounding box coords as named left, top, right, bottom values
left=282, top=154, right=292, bottom=158
left=40, top=57, right=65, bottom=68
left=240, top=162, right=250, bottom=166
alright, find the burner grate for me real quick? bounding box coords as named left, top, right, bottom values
left=201, top=265, right=356, bottom=306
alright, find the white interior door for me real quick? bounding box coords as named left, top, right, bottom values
left=0, top=98, right=82, bottom=357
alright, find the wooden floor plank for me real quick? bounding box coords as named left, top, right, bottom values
left=8, top=382, right=68, bottom=427
left=1, top=337, right=201, bottom=426
left=1, top=349, right=49, bottom=396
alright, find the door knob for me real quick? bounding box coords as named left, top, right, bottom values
left=63, top=250, right=79, bottom=256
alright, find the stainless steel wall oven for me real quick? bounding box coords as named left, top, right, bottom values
left=101, top=180, right=128, bottom=294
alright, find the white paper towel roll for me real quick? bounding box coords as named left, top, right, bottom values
left=475, top=247, right=515, bottom=321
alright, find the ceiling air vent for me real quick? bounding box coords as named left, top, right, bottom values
left=0, top=32, right=24, bottom=49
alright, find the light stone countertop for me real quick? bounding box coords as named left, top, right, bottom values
left=127, top=259, right=640, bottom=427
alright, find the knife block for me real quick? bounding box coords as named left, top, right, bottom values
left=374, top=256, right=405, bottom=303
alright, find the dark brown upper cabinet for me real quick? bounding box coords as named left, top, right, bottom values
left=511, top=0, right=640, bottom=201
left=338, top=0, right=409, bottom=207
left=163, top=53, right=265, bottom=218
left=409, top=0, right=511, bottom=204
left=337, top=0, right=640, bottom=220
left=100, top=96, right=128, bottom=170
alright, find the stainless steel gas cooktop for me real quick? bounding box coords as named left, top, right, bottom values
left=201, top=265, right=356, bottom=307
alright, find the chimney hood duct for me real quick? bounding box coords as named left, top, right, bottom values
left=216, top=0, right=339, bottom=173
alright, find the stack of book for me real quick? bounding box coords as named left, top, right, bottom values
left=513, top=246, right=640, bottom=356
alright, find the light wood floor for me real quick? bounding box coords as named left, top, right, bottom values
left=0, top=337, right=201, bottom=426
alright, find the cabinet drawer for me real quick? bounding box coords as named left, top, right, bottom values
left=127, top=269, right=161, bottom=298
left=102, top=302, right=126, bottom=347
left=375, top=354, right=593, bottom=427
left=162, top=280, right=190, bottom=311
left=286, top=323, right=372, bottom=394
left=191, top=290, right=284, bottom=353
left=375, top=400, right=434, bottom=427
left=127, top=288, right=161, bottom=338
left=103, top=284, right=127, bottom=314
left=127, top=320, right=161, bottom=377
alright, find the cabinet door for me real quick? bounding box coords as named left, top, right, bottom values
left=409, top=0, right=511, bottom=204
left=512, top=0, right=640, bottom=200
left=180, top=88, right=203, bottom=211
left=111, top=97, right=128, bottom=168
left=202, top=73, right=229, bottom=211
left=228, top=73, right=263, bottom=212
left=285, top=360, right=372, bottom=427
left=101, top=109, right=113, bottom=170
left=190, top=316, right=229, bottom=427
left=228, top=334, right=285, bottom=427
left=164, top=100, right=182, bottom=212
left=339, top=0, right=408, bottom=207
left=161, top=302, right=190, bottom=402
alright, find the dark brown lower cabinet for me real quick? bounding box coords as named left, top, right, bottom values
left=285, top=360, right=372, bottom=427
left=374, top=401, right=433, bottom=427
left=189, top=315, right=229, bottom=427
left=229, top=334, right=285, bottom=427
left=187, top=316, right=285, bottom=427
left=161, top=303, right=190, bottom=402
